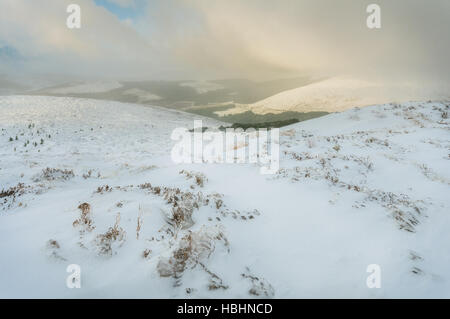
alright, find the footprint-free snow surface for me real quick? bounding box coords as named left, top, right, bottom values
left=0, top=96, right=449, bottom=298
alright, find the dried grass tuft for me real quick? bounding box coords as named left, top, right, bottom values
left=73, top=202, right=95, bottom=233
left=96, top=213, right=126, bottom=256
left=157, top=225, right=229, bottom=280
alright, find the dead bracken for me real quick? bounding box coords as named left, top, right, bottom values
left=38, top=167, right=75, bottom=181
left=95, top=213, right=126, bottom=256
left=179, top=170, right=208, bottom=187
left=0, top=183, right=27, bottom=210
left=45, top=239, right=66, bottom=261
left=241, top=267, right=275, bottom=298
left=157, top=225, right=229, bottom=282
left=73, top=202, right=95, bottom=233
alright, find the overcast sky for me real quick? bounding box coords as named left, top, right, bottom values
left=0, top=0, right=449, bottom=82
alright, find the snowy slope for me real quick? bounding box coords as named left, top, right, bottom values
left=45, top=81, right=122, bottom=94
left=217, top=77, right=450, bottom=116
left=0, top=96, right=449, bottom=298
left=180, top=81, right=224, bottom=94
left=122, top=88, right=162, bottom=102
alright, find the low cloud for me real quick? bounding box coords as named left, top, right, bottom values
left=0, top=0, right=449, bottom=82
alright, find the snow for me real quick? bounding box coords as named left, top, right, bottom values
left=122, top=88, right=161, bottom=102
left=180, top=81, right=224, bottom=94
left=46, top=81, right=123, bottom=94
left=216, top=76, right=450, bottom=116
left=0, top=95, right=449, bottom=298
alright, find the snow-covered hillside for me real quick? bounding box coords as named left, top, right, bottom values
left=45, top=81, right=123, bottom=94
left=0, top=96, right=449, bottom=298
left=122, top=88, right=162, bottom=103
left=180, top=81, right=224, bottom=94
left=217, top=77, right=450, bottom=116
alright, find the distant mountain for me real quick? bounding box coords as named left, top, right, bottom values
left=216, top=76, right=450, bottom=116
left=0, top=78, right=24, bottom=89
left=0, top=75, right=28, bottom=94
